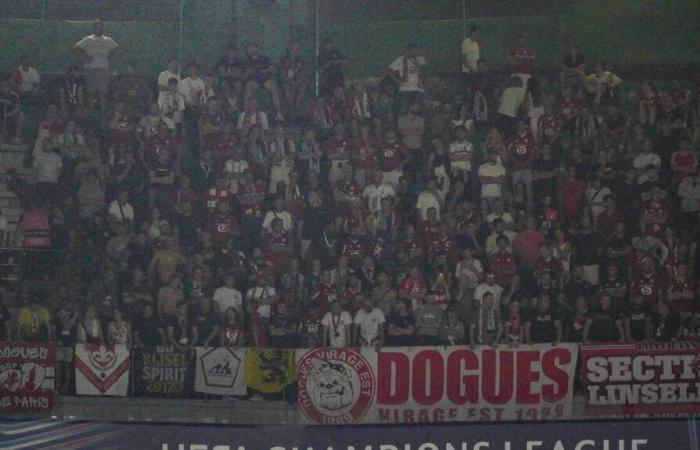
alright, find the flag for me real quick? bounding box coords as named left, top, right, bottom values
left=244, top=348, right=296, bottom=394
left=194, top=347, right=246, bottom=396
left=74, top=344, right=130, bottom=396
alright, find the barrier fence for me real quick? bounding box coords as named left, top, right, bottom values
left=2, top=341, right=700, bottom=424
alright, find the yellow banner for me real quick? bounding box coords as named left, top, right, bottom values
left=244, top=348, right=297, bottom=394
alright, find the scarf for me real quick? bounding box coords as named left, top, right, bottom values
left=478, top=305, right=497, bottom=344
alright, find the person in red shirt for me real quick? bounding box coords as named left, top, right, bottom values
left=630, top=257, right=664, bottom=308
left=377, top=129, right=411, bottom=187
left=490, top=235, right=517, bottom=287
left=557, top=165, right=587, bottom=224
left=507, top=120, right=537, bottom=212
left=667, top=264, right=695, bottom=315
left=146, top=123, right=181, bottom=172
left=428, top=222, right=458, bottom=264
left=341, top=224, right=367, bottom=271
left=596, top=194, right=624, bottom=237
left=514, top=216, right=544, bottom=268
left=533, top=243, right=564, bottom=285
left=353, top=121, right=377, bottom=186
left=641, top=187, right=670, bottom=240
left=263, top=217, right=293, bottom=275
left=399, top=266, right=427, bottom=311
left=537, top=102, right=561, bottom=146
left=507, top=33, right=535, bottom=84
left=220, top=307, right=244, bottom=347
left=211, top=122, right=236, bottom=174
left=638, top=79, right=660, bottom=127
left=670, top=140, right=698, bottom=182
left=310, top=270, right=338, bottom=314
left=417, top=207, right=441, bottom=244
left=398, top=224, right=424, bottom=267
left=205, top=200, right=240, bottom=249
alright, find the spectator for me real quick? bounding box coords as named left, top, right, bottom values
left=388, top=43, right=426, bottom=116
left=107, top=309, right=132, bottom=347
left=461, top=25, right=481, bottom=77
left=11, top=54, right=41, bottom=101
left=322, top=300, right=352, bottom=348
left=318, top=38, right=347, bottom=98
left=212, top=272, right=243, bottom=318
left=76, top=304, right=103, bottom=344
left=583, top=294, right=624, bottom=344
left=353, top=294, right=386, bottom=349
left=74, top=20, right=119, bottom=107
left=526, top=293, right=561, bottom=345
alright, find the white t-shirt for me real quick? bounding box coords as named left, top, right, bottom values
left=33, top=152, right=62, bottom=183
left=633, top=153, right=661, bottom=171
left=75, top=34, right=118, bottom=69
left=353, top=308, right=386, bottom=341
left=16, top=67, right=40, bottom=93
left=478, top=162, right=506, bottom=198
left=158, top=70, right=180, bottom=90
left=497, top=86, right=526, bottom=118
left=363, top=183, right=395, bottom=213
left=449, top=140, right=474, bottom=171
left=158, top=91, right=185, bottom=128
left=461, top=38, right=480, bottom=73
left=473, top=283, right=505, bottom=309
left=416, top=191, right=441, bottom=220
left=262, top=210, right=293, bottom=232
left=389, top=56, right=426, bottom=92
left=178, top=77, right=206, bottom=106
left=107, top=200, right=135, bottom=223
left=213, top=287, right=243, bottom=315
left=246, top=286, right=277, bottom=318
left=321, top=311, right=353, bottom=348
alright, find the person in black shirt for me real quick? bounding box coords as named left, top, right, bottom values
left=133, top=303, right=165, bottom=348
left=583, top=294, right=623, bottom=344
left=386, top=300, right=416, bottom=346
left=0, top=77, right=24, bottom=142
left=652, top=301, right=681, bottom=342
left=242, top=43, right=284, bottom=121
left=59, top=65, right=85, bottom=116
left=526, top=293, right=561, bottom=345
left=318, top=38, right=347, bottom=98
left=567, top=296, right=588, bottom=343
left=624, top=295, right=652, bottom=343
left=560, top=43, right=586, bottom=89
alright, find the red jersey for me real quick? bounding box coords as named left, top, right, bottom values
left=557, top=178, right=587, bottom=218
left=325, top=138, right=351, bottom=161
left=642, top=201, right=670, bottom=239
left=212, top=136, right=236, bottom=171
left=341, top=237, right=366, bottom=259
left=147, top=136, right=179, bottom=168
left=311, top=284, right=337, bottom=314
left=534, top=256, right=564, bottom=280
left=238, top=181, right=266, bottom=218
left=221, top=324, right=243, bottom=346
left=377, top=142, right=410, bottom=172
left=538, top=115, right=561, bottom=144
left=429, top=236, right=458, bottom=261
left=490, top=252, right=516, bottom=286
left=631, top=271, right=664, bottom=307
left=560, top=96, right=581, bottom=121
left=264, top=231, right=291, bottom=251
left=353, top=139, right=376, bottom=170
left=672, top=151, right=697, bottom=181
left=417, top=220, right=441, bottom=244
left=20, top=208, right=51, bottom=248
left=507, top=132, right=537, bottom=170
left=206, top=214, right=239, bottom=247
left=400, top=277, right=427, bottom=297
left=509, top=46, right=534, bottom=74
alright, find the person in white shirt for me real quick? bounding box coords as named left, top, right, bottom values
left=212, top=273, right=243, bottom=318
left=416, top=180, right=443, bottom=221
left=478, top=151, right=506, bottom=205
left=223, top=147, right=249, bottom=194
left=449, top=126, right=475, bottom=182
left=322, top=301, right=353, bottom=348
left=362, top=170, right=395, bottom=214
left=496, top=76, right=526, bottom=135
left=107, top=190, right=135, bottom=228
left=12, top=55, right=41, bottom=99
left=473, top=273, right=505, bottom=310
left=246, top=275, right=277, bottom=319
left=158, top=78, right=185, bottom=130
left=178, top=63, right=207, bottom=151
left=353, top=295, right=386, bottom=348
left=388, top=43, right=426, bottom=115
left=73, top=20, right=118, bottom=106
left=157, top=58, right=180, bottom=95
left=461, top=26, right=480, bottom=74
left=632, top=138, right=661, bottom=173
left=33, top=139, right=62, bottom=184
left=237, top=98, right=269, bottom=133
left=262, top=198, right=293, bottom=233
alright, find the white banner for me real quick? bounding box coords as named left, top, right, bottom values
left=297, top=344, right=579, bottom=425
left=74, top=344, right=130, bottom=396
left=194, top=347, right=246, bottom=396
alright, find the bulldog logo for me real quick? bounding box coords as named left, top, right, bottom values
left=297, top=348, right=374, bottom=425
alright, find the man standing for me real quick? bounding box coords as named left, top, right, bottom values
left=74, top=20, right=118, bottom=107
left=461, top=26, right=481, bottom=80
left=388, top=43, right=426, bottom=117
left=507, top=33, right=534, bottom=85
left=353, top=295, right=385, bottom=349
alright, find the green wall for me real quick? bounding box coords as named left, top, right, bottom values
left=0, top=0, right=697, bottom=79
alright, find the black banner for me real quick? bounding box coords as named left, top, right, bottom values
left=133, top=346, right=194, bottom=397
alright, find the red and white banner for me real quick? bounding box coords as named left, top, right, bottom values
left=75, top=344, right=130, bottom=396
left=581, top=341, right=700, bottom=417
left=297, top=344, right=578, bottom=424
left=0, top=342, right=55, bottom=411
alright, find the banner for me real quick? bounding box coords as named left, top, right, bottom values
left=0, top=342, right=55, bottom=412
left=0, top=417, right=691, bottom=449
left=297, top=344, right=579, bottom=425
left=581, top=341, right=700, bottom=417
left=74, top=344, right=130, bottom=396
left=133, top=346, right=193, bottom=397
left=194, top=347, right=246, bottom=396
left=244, top=348, right=297, bottom=394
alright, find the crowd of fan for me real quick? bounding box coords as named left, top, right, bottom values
left=1, top=21, right=699, bottom=365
